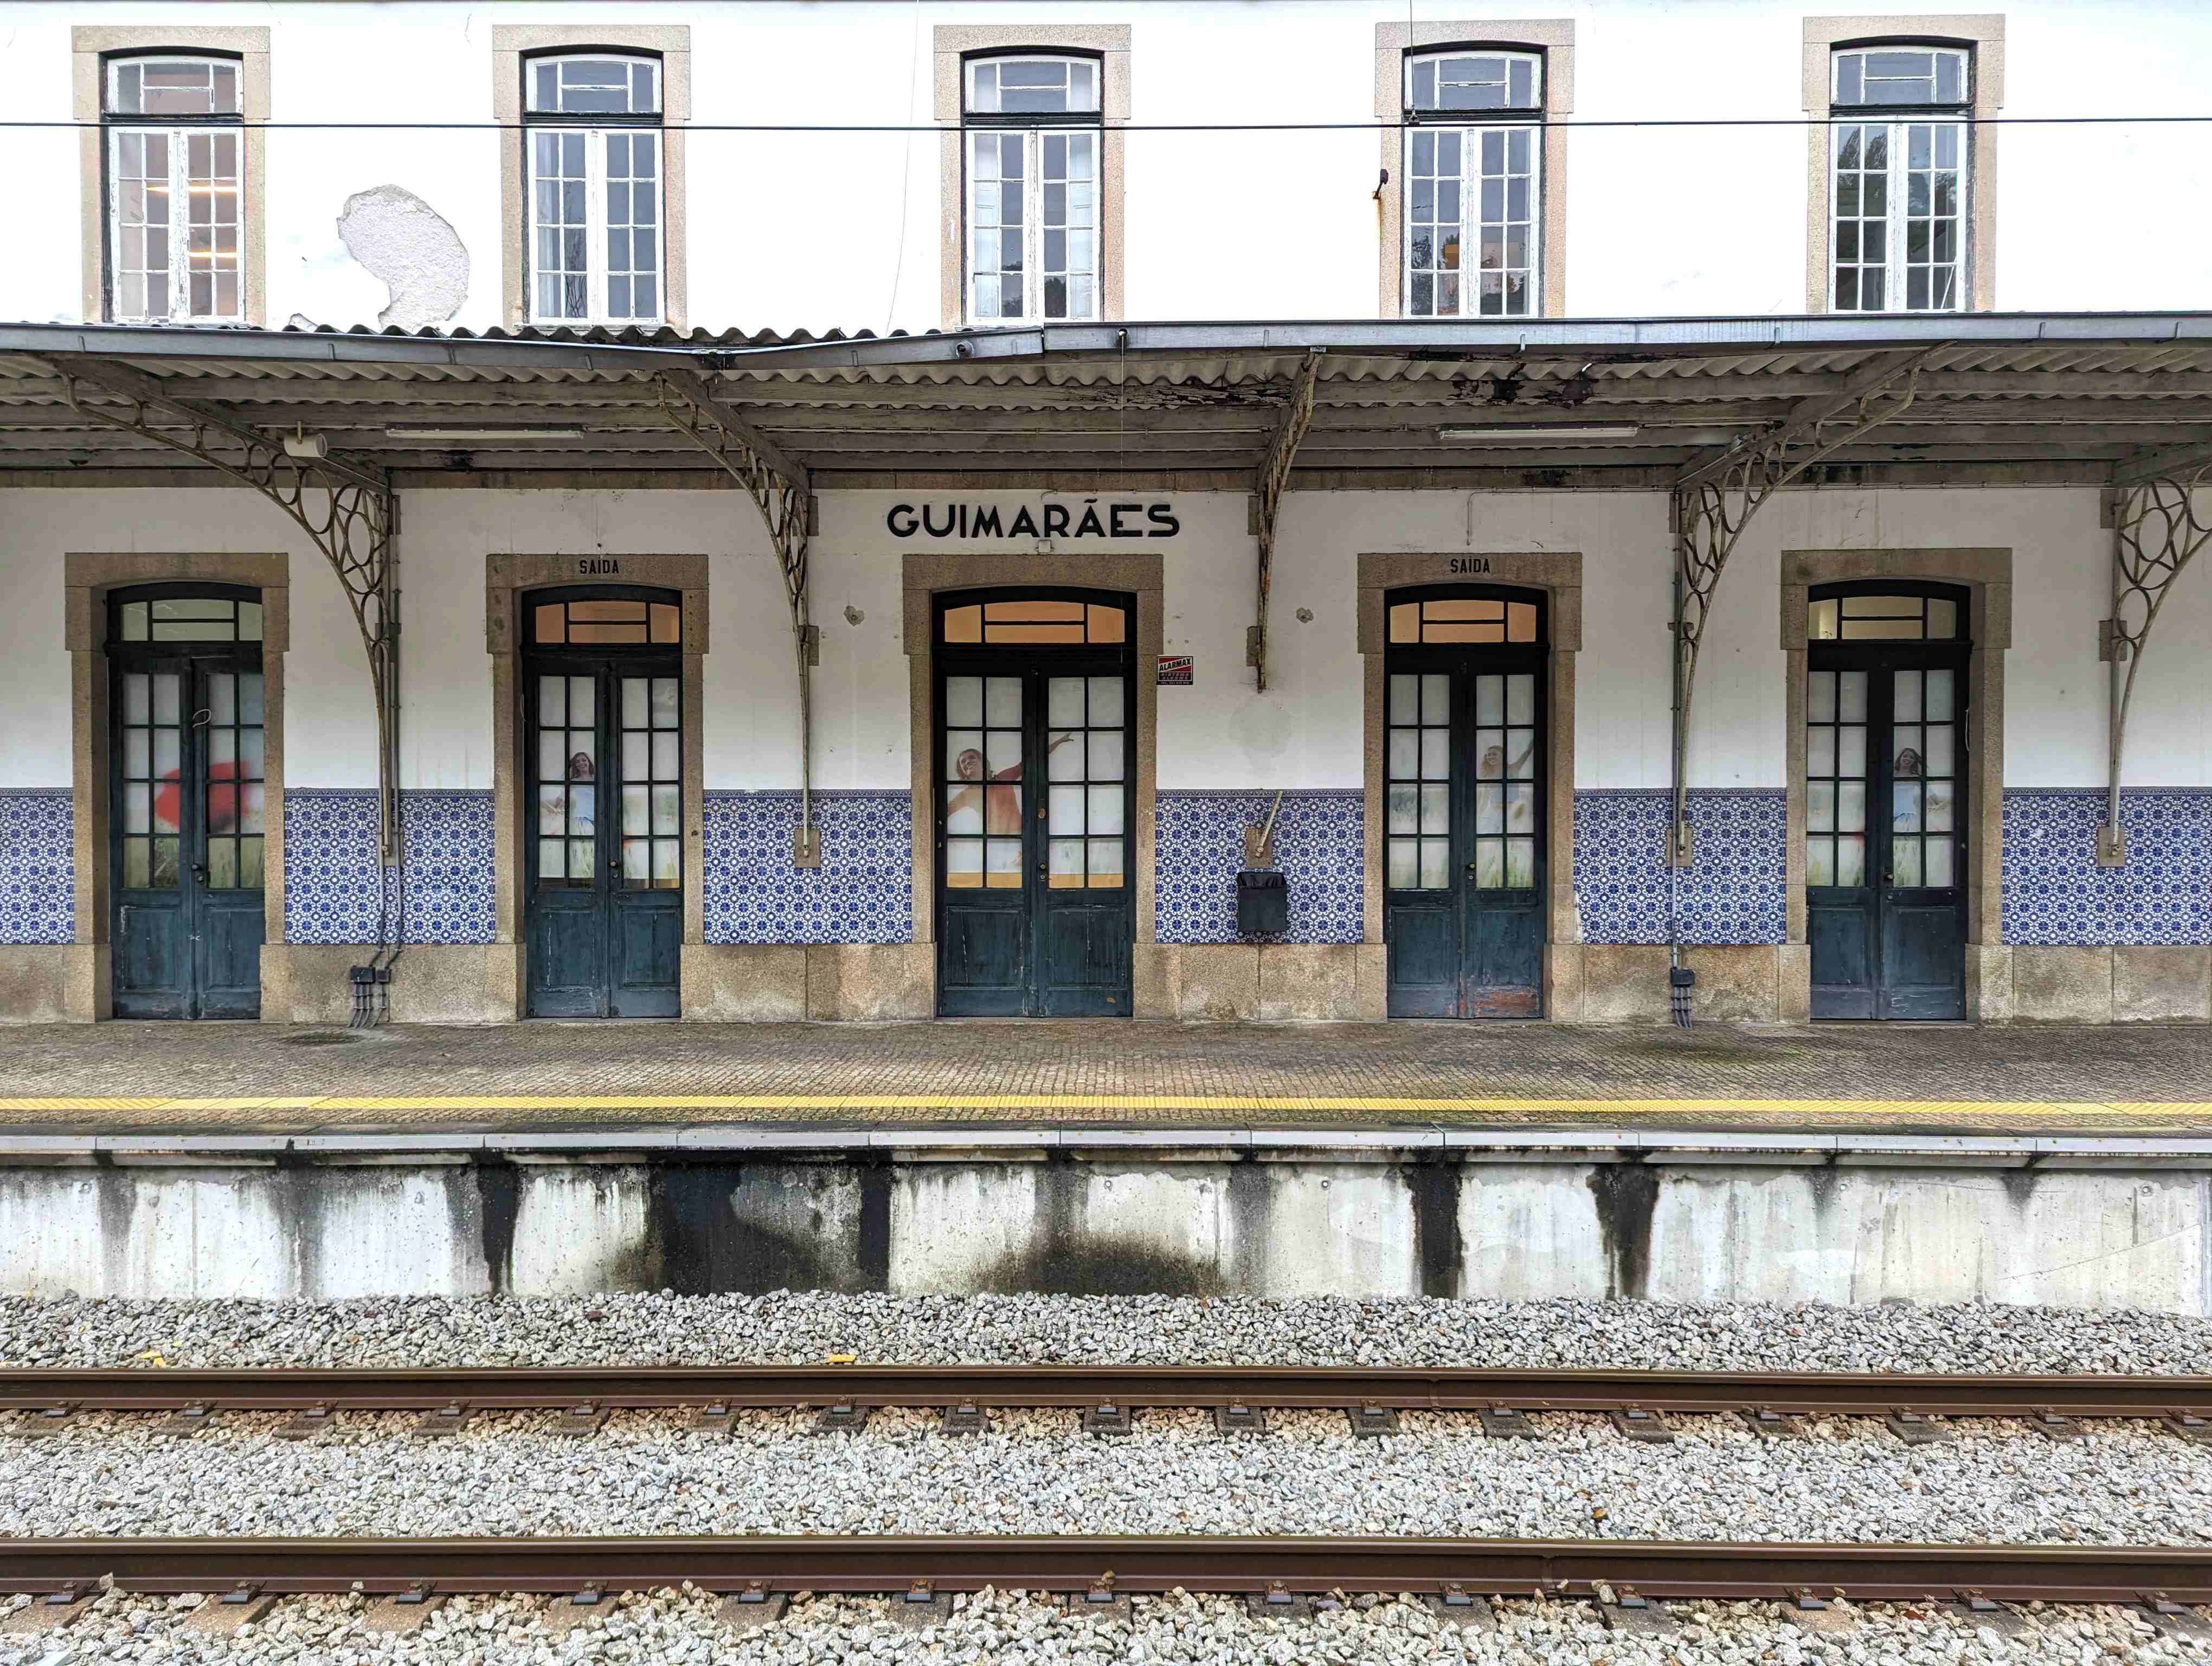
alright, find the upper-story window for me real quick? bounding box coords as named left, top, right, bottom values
left=102, top=55, right=245, bottom=323
left=963, top=54, right=1102, bottom=323
left=1403, top=49, right=1542, bottom=318
left=524, top=53, right=664, bottom=325
left=1829, top=44, right=1969, bottom=312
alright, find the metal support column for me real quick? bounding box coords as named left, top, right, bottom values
left=655, top=371, right=821, bottom=866
left=40, top=353, right=406, bottom=966
left=1250, top=353, right=1320, bottom=693
left=2097, top=444, right=2212, bottom=866
left=1663, top=349, right=1926, bottom=1021
left=1668, top=349, right=1929, bottom=868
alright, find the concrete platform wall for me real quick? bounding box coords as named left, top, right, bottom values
left=2, top=1148, right=2203, bottom=1313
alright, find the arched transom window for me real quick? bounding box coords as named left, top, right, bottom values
left=523, top=53, right=665, bottom=325
left=1402, top=49, right=1543, bottom=318
left=962, top=54, right=1103, bottom=323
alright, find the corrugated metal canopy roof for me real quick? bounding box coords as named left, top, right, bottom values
left=5, top=313, right=2212, bottom=489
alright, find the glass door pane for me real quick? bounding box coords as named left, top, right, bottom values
left=536, top=672, right=599, bottom=887
left=201, top=669, right=267, bottom=889
left=1470, top=670, right=1539, bottom=889
left=1892, top=666, right=1958, bottom=887
left=945, top=674, right=1025, bottom=888
left=1385, top=671, right=1451, bottom=889
left=1805, top=668, right=1869, bottom=886
left=619, top=673, right=681, bottom=888
left=120, top=669, right=185, bottom=889
left=1045, top=674, right=1125, bottom=888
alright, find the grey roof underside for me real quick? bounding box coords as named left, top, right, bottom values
left=3, top=314, right=2211, bottom=487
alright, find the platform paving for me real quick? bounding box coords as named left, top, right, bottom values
left=0, top=1019, right=2209, bottom=1137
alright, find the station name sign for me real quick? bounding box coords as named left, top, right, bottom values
left=886, top=500, right=1181, bottom=541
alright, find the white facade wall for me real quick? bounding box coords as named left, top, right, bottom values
left=4, top=481, right=2206, bottom=794
left=3, top=0, right=2211, bottom=331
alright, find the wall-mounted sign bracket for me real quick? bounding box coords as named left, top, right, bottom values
left=1250, top=352, right=1320, bottom=693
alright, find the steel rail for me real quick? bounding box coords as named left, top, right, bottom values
left=2, top=1535, right=2208, bottom=1606
left=4, top=1365, right=2211, bottom=1420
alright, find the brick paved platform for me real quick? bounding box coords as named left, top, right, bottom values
left=0, top=1020, right=2208, bottom=1136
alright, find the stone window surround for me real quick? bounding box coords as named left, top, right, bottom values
left=63, top=551, right=290, bottom=1020
left=1801, top=14, right=2005, bottom=314
left=492, top=24, right=692, bottom=332
left=485, top=553, right=709, bottom=1018
left=934, top=24, right=1131, bottom=331
left=74, top=25, right=271, bottom=329
left=1356, top=550, right=1582, bottom=1016
left=1372, top=21, right=1574, bottom=321
left=902, top=551, right=1163, bottom=960
left=1780, top=546, right=2010, bottom=1016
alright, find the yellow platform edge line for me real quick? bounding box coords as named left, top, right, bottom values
left=0, top=1094, right=2208, bottom=1119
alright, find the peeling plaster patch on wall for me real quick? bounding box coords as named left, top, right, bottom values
left=336, top=186, right=470, bottom=330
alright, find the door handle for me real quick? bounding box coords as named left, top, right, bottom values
left=118, top=905, right=131, bottom=938
left=191, top=863, right=210, bottom=885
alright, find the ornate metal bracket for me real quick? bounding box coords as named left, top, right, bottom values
left=655, top=371, right=822, bottom=866
left=40, top=354, right=403, bottom=871
left=1249, top=353, right=1320, bottom=694
left=1666, top=349, right=1930, bottom=869
left=2097, top=448, right=2212, bottom=866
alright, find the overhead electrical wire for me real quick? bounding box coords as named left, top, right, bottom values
left=7, top=113, right=2212, bottom=131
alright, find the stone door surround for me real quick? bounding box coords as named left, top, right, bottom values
left=1356, top=549, right=1583, bottom=1016
left=486, top=552, right=709, bottom=1018
left=902, top=549, right=1165, bottom=957
left=1780, top=545, right=2010, bottom=1018
left=62, top=550, right=290, bottom=1020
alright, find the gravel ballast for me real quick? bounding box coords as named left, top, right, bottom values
left=5, top=1586, right=2208, bottom=1666
left=5, top=1408, right=2210, bottom=1545
left=6, top=1291, right=2212, bottom=1374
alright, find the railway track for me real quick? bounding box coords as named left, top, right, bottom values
left=6, top=1364, right=2212, bottom=1437
left=8, top=1366, right=2211, bottom=1625
left=3, top=1534, right=2210, bottom=1610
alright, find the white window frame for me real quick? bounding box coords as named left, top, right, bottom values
left=1401, top=49, right=1544, bottom=319
left=102, top=55, right=245, bottom=325
left=962, top=54, right=1103, bottom=325
left=1827, top=46, right=1970, bottom=315
left=523, top=53, right=666, bottom=328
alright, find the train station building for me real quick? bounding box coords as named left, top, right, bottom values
left=1, top=2, right=2209, bottom=1033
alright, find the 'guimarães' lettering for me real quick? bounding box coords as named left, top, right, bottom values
left=886, top=499, right=1180, bottom=540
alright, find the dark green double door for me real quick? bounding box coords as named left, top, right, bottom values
left=1805, top=643, right=1968, bottom=1020
left=934, top=611, right=1133, bottom=1017
left=1383, top=648, right=1547, bottom=1018
left=525, top=654, right=683, bottom=1017
left=110, top=648, right=268, bottom=1019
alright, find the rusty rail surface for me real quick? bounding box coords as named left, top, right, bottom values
left=2, top=1535, right=2209, bottom=1606
left=4, top=1364, right=2211, bottom=1419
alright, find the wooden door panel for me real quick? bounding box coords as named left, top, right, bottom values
left=1881, top=895, right=1966, bottom=1020
left=611, top=899, right=680, bottom=1018
left=112, top=897, right=190, bottom=1018
left=940, top=906, right=1026, bottom=1016
left=1386, top=899, right=1457, bottom=1016
left=1809, top=890, right=1877, bottom=1018
left=1469, top=902, right=1544, bottom=1016
left=1039, top=902, right=1129, bottom=1015
left=197, top=892, right=265, bottom=1019
left=531, top=894, right=607, bottom=1018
